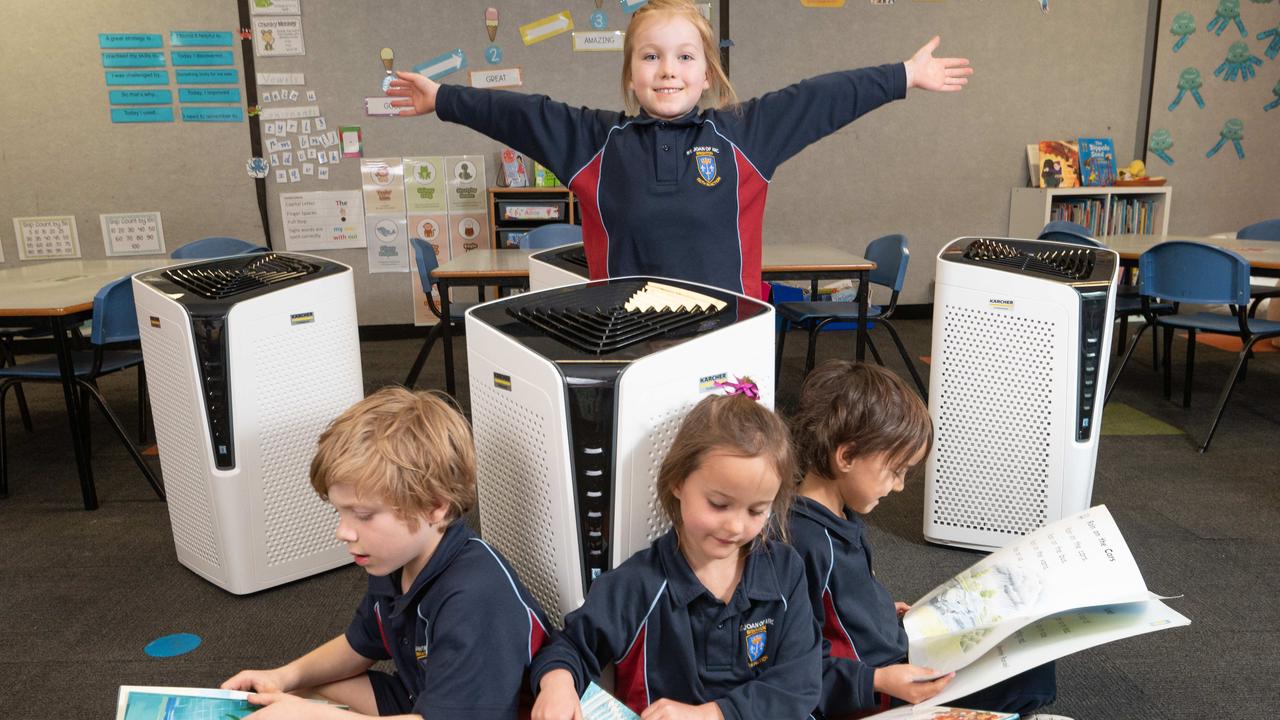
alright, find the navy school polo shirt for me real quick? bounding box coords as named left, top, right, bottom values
left=789, top=497, right=908, bottom=717
left=436, top=63, right=906, bottom=299
left=529, top=529, right=821, bottom=720
left=345, top=521, right=551, bottom=719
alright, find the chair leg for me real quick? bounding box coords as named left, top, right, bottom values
left=1105, top=321, right=1150, bottom=405
left=1, top=339, right=34, bottom=432
left=403, top=325, right=444, bottom=389
left=1117, top=315, right=1128, bottom=357
left=0, top=381, right=11, bottom=498
left=774, top=320, right=789, bottom=381
left=78, top=380, right=165, bottom=500
left=1199, top=340, right=1261, bottom=453
left=804, top=322, right=822, bottom=376
left=1182, top=330, right=1196, bottom=408
left=882, top=320, right=927, bottom=400
left=865, top=334, right=884, bottom=366
left=1151, top=325, right=1160, bottom=371
left=1162, top=326, right=1175, bottom=400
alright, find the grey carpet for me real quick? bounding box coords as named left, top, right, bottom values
left=1, top=319, right=1275, bottom=719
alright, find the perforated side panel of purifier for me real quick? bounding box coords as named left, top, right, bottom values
left=641, top=402, right=696, bottom=543
left=254, top=314, right=358, bottom=566
left=141, top=323, right=221, bottom=568
left=931, top=305, right=1057, bottom=536
left=471, top=380, right=563, bottom=620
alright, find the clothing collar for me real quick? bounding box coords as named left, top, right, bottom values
left=792, top=496, right=866, bottom=549
left=630, top=106, right=705, bottom=127
left=657, top=528, right=786, bottom=607
left=366, top=520, right=474, bottom=616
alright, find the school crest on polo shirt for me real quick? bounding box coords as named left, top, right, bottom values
left=741, top=618, right=773, bottom=667
left=415, top=604, right=430, bottom=662
left=690, top=145, right=721, bottom=187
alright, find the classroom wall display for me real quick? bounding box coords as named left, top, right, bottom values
left=361, top=158, right=410, bottom=272
left=3, top=2, right=265, bottom=268
left=279, top=190, right=365, bottom=251
left=1151, top=0, right=1278, bottom=233
left=100, top=212, right=166, bottom=256
left=13, top=216, right=81, bottom=260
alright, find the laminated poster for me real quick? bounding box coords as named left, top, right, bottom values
left=404, top=156, right=449, bottom=214
left=279, top=190, right=366, bottom=250
left=14, top=215, right=80, bottom=260
left=252, top=16, right=305, bottom=57
left=100, top=212, right=165, bottom=256
left=361, top=158, right=407, bottom=215
left=366, top=215, right=409, bottom=273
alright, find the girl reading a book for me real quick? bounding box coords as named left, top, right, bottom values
left=529, top=393, right=821, bottom=720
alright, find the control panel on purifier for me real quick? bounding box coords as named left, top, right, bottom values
left=1075, top=289, right=1109, bottom=441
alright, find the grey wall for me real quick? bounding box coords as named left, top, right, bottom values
left=731, top=0, right=1155, bottom=304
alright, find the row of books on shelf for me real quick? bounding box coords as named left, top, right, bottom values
left=1026, top=137, right=1116, bottom=188
left=1049, top=196, right=1160, bottom=235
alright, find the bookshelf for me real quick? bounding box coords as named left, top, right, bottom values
left=1009, top=186, right=1172, bottom=238
left=488, top=187, right=579, bottom=249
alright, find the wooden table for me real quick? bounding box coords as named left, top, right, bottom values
left=431, top=244, right=875, bottom=396
left=1104, top=234, right=1280, bottom=277
left=0, top=258, right=165, bottom=509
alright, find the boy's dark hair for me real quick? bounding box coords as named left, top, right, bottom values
left=657, top=393, right=795, bottom=544
left=792, top=361, right=932, bottom=480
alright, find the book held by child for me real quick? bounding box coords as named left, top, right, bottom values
left=901, top=505, right=1189, bottom=707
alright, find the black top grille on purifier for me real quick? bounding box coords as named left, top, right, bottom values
left=508, top=281, right=722, bottom=355
left=962, top=237, right=1097, bottom=281
left=164, top=253, right=322, bottom=299
left=560, top=245, right=590, bottom=270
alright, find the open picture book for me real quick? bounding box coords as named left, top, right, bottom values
left=901, top=505, right=1189, bottom=707
left=116, top=686, right=345, bottom=719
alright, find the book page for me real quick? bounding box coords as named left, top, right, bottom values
left=581, top=681, right=639, bottom=720
left=903, top=505, right=1153, bottom=673
left=624, top=281, right=726, bottom=313
left=925, top=599, right=1189, bottom=708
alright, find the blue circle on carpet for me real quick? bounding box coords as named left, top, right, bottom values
left=145, top=633, right=202, bottom=658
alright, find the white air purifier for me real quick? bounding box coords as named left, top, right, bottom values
left=924, top=237, right=1119, bottom=552
left=528, top=242, right=589, bottom=292
left=133, top=253, right=363, bottom=594
left=466, top=276, right=774, bottom=621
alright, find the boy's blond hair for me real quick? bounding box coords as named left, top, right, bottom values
left=310, top=387, right=476, bottom=528
left=792, top=361, right=932, bottom=481
left=621, top=0, right=738, bottom=116
left=657, top=393, right=795, bottom=545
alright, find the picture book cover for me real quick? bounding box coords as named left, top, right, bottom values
left=1025, top=144, right=1040, bottom=187
left=1037, top=140, right=1080, bottom=188
left=1077, top=137, right=1117, bottom=187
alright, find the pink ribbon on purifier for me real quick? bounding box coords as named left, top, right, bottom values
left=715, top=377, right=760, bottom=400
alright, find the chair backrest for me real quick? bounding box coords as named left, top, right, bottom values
left=864, top=233, right=909, bottom=291
left=520, top=223, right=582, bottom=250
left=1236, top=218, right=1280, bottom=241
left=91, top=276, right=141, bottom=345
left=171, top=236, right=265, bottom=259
left=1037, top=220, right=1103, bottom=248
left=1138, top=241, right=1252, bottom=306
left=411, top=237, right=441, bottom=291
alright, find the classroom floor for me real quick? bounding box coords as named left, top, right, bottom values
left=1, top=319, right=1276, bottom=719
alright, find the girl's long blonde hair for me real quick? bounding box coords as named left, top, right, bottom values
left=621, top=0, right=737, bottom=116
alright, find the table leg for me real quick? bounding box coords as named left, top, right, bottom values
left=856, top=269, right=869, bottom=361
left=439, top=279, right=456, bottom=397
left=52, top=316, right=97, bottom=510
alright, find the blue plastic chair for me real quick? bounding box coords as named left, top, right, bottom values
left=774, top=234, right=925, bottom=397
left=171, top=236, right=268, bottom=259
left=403, top=238, right=477, bottom=389
left=0, top=276, right=164, bottom=499
left=1037, top=221, right=1171, bottom=367
left=1037, top=220, right=1100, bottom=247
left=519, top=223, right=582, bottom=250
left=1105, top=241, right=1280, bottom=452
left=1237, top=218, right=1280, bottom=317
